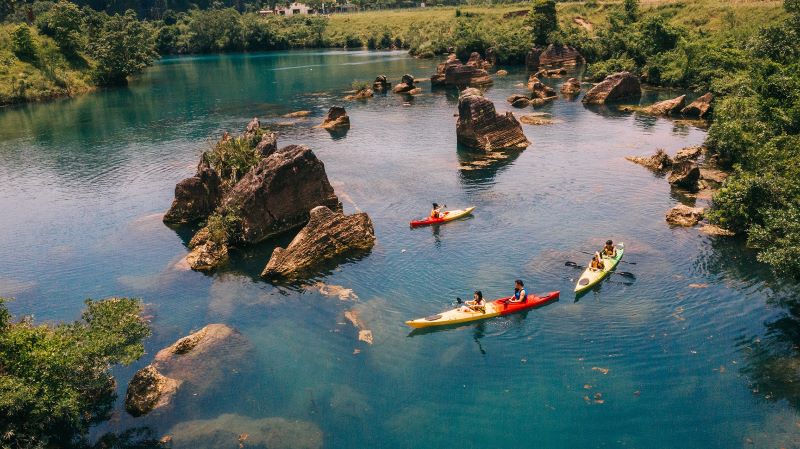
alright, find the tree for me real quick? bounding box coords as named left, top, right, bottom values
left=526, top=0, right=557, bottom=47
left=12, top=24, right=38, bottom=61
left=90, top=10, right=158, bottom=85
left=0, top=297, right=151, bottom=448
left=35, top=1, right=84, bottom=54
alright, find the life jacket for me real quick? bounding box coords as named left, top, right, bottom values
left=431, top=209, right=440, bottom=218
left=603, top=245, right=615, bottom=256
left=514, top=288, right=527, bottom=302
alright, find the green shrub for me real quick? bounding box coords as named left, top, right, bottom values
left=11, top=25, right=37, bottom=61
left=344, top=34, right=363, bottom=48
left=527, top=0, right=558, bottom=46
left=586, top=56, right=637, bottom=81
left=90, top=10, right=157, bottom=86
left=35, top=1, right=84, bottom=54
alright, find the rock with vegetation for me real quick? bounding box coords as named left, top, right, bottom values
left=222, top=145, right=342, bottom=244
left=318, top=106, right=350, bottom=129
left=666, top=204, right=705, bottom=227
left=674, top=145, right=704, bottom=162
left=582, top=72, right=641, bottom=105
left=681, top=92, right=713, bottom=118
left=124, top=364, right=181, bottom=417
left=640, top=95, right=686, bottom=115
left=560, top=78, right=581, bottom=95
left=392, top=74, right=417, bottom=93
left=163, top=157, right=223, bottom=224
left=168, top=413, right=323, bottom=449
left=668, top=161, right=701, bottom=191
left=626, top=149, right=673, bottom=172
left=372, top=75, right=390, bottom=91
left=0, top=297, right=150, bottom=447
left=262, top=206, right=376, bottom=279
left=185, top=236, right=229, bottom=271
left=255, top=132, right=278, bottom=157
left=345, top=82, right=373, bottom=101
left=457, top=90, right=530, bottom=151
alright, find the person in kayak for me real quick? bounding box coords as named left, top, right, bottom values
left=430, top=203, right=442, bottom=219
left=508, top=280, right=527, bottom=304
left=465, top=290, right=486, bottom=313
left=602, top=240, right=617, bottom=258
left=590, top=252, right=605, bottom=271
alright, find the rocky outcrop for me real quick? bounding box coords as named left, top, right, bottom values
left=674, top=145, right=703, bottom=162
left=535, top=67, right=567, bottom=78
left=392, top=74, right=418, bottom=93
left=625, top=149, right=673, bottom=172
left=640, top=95, right=686, bottom=115
left=283, top=110, right=311, bottom=118
left=526, top=44, right=584, bottom=70
left=318, top=106, right=350, bottom=130
left=243, top=117, right=261, bottom=140
left=457, top=90, right=530, bottom=151
left=582, top=72, right=641, bottom=105
left=528, top=76, right=557, bottom=98
left=507, top=94, right=530, bottom=108
left=262, top=206, right=375, bottom=279
left=222, top=145, right=341, bottom=244
left=431, top=55, right=492, bottom=87
left=668, top=161, right=701, bottom=191
left=681, top=92, right=713, bottom=118
left=496, top=69, right=508, bottom=76
left=466, top=51, right=492, bottom=70
left=560, top=78, right=581, bottom=95
left=168, top=413, right=323, bottom=449
left=372, top=75, right=390, bottom=91
left=254, top=132, right=278, bottom=157
left=124, top=365, right=181, bottom=417
left=185, top=238, right=229, bottom=271
left=666, top=204, right=705, bottom=227
left=124, top=324, right=251, bottom=416
left=163, top=157, right=223, bottom=224
left=519, top=114, right=555, bottom=125
left=344, top=88, right=373, bottom=101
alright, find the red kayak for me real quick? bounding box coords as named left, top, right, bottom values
left=406, top=291, right=560, bottom=328
left=410, top=206, right=475, bottom=227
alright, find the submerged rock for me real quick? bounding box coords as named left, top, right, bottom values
left=457, top=90, right=530, bottom=151
left=392, top=74, right=417, bottom=93
left=519, top=115, right=555, bottom=125
left=560, top=78, right=581, bottom=95
left=163, top=157, right=223, bottom=224
left=640, top=95, right=686, bottom=115
left=168, top=413, right=323, bottom=449
left=222, top=145, right=341, bottom=244
left=124, top=365, right=181, bottom=417
left=283, top=110, right=312, bottom=118
left=668, top=161, right=701, bottom=191
left=262, top=206, right=375, bottom=279
left=681, top=92, right=713, bottom=118
left=582, top=72, right=641, bottom=105
left=318, top=106, right=350, bottom=129
left=372, top=75, right=390, bottom=91
left=625, top=149, right=673, bottom=172
left=666, top=204, right=705, bottom=227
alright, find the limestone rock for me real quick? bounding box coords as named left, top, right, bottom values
left=372, top=75, right=390, bottom=91
left=625, top=149, right=673, bottom=172
left=466, top=51, right=492, bottom=70
left=318, top=106, right=350, bottom=130
left=582, top=72, right=641, bottom=105
left=666, top=204, right=705, bottom=227
left=344, top=88, right=373, bottom=101
left=641, top=95, right=686, bottom=115
left=507, top=94, right=531, bottom=108
left=124, top=365, right=181, bottom=417
left=560, top=78, right=581, bottom=95
left=168, top=413, right=323, bottom=449
left=530, top=96, right=557, bottom=106
left=262, top=206, right=375, bottom=279
left=243, top=117, right=261, bottom=141
left=668, top=161, right=701, bottom=191
left=282, top=110, right=311, bottom=118
left=699, top=224, right=735, bottom=236
left=185, top=239, right=229, bottom=271
left=681, top=92, right=713, bottom=118
left=254, top=132, right=278, bottom=157
left=222, top=145, right=341, bottom=244
left=519, top=115, right=555, bottom=125
left=674, top=145, right=703, bottom=162
left=456, top=90, right=530, bottom=151
left=525, top=47, right=543, bottom=71
left=163, top=157, right=223, bottom=224
left=431, top=55, right=492, bottom=87
left=392, top=74, right=417, bottom=93
left=539, top=44, right=584, bottom=67
left=496, top=69, right=508, bottom=76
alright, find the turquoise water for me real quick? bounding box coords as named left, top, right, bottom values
left=1, top=50, right=799, bottom=448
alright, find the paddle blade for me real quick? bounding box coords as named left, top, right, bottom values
left=616, top=271, right=636, bottom=278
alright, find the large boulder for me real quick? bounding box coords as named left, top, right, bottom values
left=681, top=92, right=713, bottom=118
left=466, top=51, right=492, bottom=70
left=560, top=78, right=581, bottom=95
left=163, top=157, right=223, bottom=224
left=262, top=206, right=375, bottom=279
left=582, top=72, right=641, bottom=105
left=457, top=90, right=530, bottom=151
left=625, top=148, right=673, bottom=172
left=124, top=324, right=251, bottom=416
left=445, top=63, right=493, bottom=87
left=539, top=44, right=584, bottom=67
left=666, top=204, right=705, bottom=227
left=668, top=160, right=701, bottom=191
left=525, top=47, right=543, bottom=71
left=372, top=75, right=390, bottom=91
left=167, top=413, right=323, bottom=449
left=674, top=145, right=704, bottom=162
left=528, top=77, right=557, bottom=99
left=184, top=238, right=229, bottom=271
left=392, top=74, right=417, bottom=93
left=507, top=94, right=531, bottom=108
left=640, top=95, right=686, bottom=115
left=318, top=106, right=350, bottom=130
left=222, top=145, right=341, bottom=244
left=124, top=365, right=181, bottom=417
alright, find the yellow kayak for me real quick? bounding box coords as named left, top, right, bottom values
left=410, top=207, right=475, bottom=227
left=406, top=291, right=560, bottom=328
left=574, top=243, right=625, bottom=293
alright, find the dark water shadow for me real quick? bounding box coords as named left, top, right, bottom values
left=457, top=144, right=523, bottom=188
left=325, top=127, right=349, bottom=140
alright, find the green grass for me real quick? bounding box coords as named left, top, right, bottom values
left=0, top=24, right=94, bottom=106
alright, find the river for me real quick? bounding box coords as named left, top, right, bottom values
left=1, top=50, right=798, bottom=448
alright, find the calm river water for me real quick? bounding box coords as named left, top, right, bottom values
left=1, top=50, right=799, bottom=448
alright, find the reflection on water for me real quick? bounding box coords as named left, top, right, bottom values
left=1, top=50, right=799, bottom=449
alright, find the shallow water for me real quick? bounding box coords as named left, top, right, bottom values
left=1, top=50, right=799, bottom=448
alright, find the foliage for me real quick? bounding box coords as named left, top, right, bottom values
left=35, top=0, right=84, bottom=54
left=0, top=297, right=151, bottom=448
left=351, top=80, right=370, bottom=91
left=204, top=130, right=264, bottom=186
left=205, top=208, right=242, bottom=246
left=89, top=10, right=157, bottom=86
left=526, top=0, right=557, bottom=46
left=11, top=24, right=38, bottom=61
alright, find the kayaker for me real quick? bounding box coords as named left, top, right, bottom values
left=509, top=280, right=527, bottom=303
left=602, top=240, right=617, bottom=258
left=430, top=203, right=442, bottom=219
left=590, top=252, right=605, bottom=271
left=465, top=290, right=486, bottom=313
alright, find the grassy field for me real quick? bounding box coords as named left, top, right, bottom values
left=0, top=24, right=94, bottom=106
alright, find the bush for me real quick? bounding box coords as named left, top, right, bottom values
left=586, top=56, right=637, bottom=81
left=11, top=25, right=37, bottom=61
left=35, top=0, right=84, bottom=54
left=156, top=25, right=181, bottom=54
left=90, top=10, right=157, bottom=86
left=527, top=0, right=558, bottom=46
left=344, top=34, right=362, bottom=48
